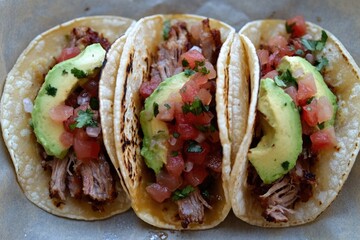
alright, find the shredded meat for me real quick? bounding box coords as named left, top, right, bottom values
left=75, top=154, right=116, bottom=202
left=67, top=174, right=83, bottom=199
left=176, top=189, right=212, bottom=228
left=247, top=148, right=317, bottom=223
left=70, top=26, right=111, bottom=50
left=151, top=22, right=190, bottom=82
left=43, top=158, right=69, bottom=201
left=198, top=19, right=222, bottom=66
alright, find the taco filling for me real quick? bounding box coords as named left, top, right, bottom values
left=247, top=16, right=338, bottom=222
left=139, top=19, right=223, bottom=228
left=29, top=27, right=118, bottom=210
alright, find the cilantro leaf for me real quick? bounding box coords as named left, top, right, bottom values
left=187, top=141, right=203, bottom=153
left=301, top=30, right=328, bottom=52
left=163, top=20, right=171, bottom=40
left=182, top=98, right=209, bottom=116
left=153, top=102, right=159, bottom=117
left=285, top=22, right=295, bottom=34
left=184, top=69, right=195, bottom=77
left=74, top=109, right=98, bottom=128
left=171, top=151, right=178, bottom=157
left=173, top=132, right=180, bottom=138
left=182, top=59, right=189, bottom=67
left=45, top=84, right=57, bottom=97
left=90, top=97, right=99, bottom=110
left=172, top=186, right=195, bottom=201
left=315, top=57, right=329, bottom=72
left=274, top=69, right=297, bottom=87
left=164, top=103, right=171, bottom=110
left=71, top=68, right=87, bottom=78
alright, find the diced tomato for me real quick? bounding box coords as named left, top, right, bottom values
left=268, top=35, right=288, bottom=52
left=316, top=96, right=333, bottom=123
left=49, top=104, right=74, bottom=122
left=302, top=99, right=318, bottom=127
left=257, top=49, right=270, bottom=66
left=297, top=73, right=317, bottom=105
left=57, top=47, right=81, bottom=63
left=156, top=102, right=175, bottom=122
left=146, top=183, right=171, bottom=203
left=263, top=70, right=278, bottom=80
left=207, top=129, right=220, bottom=143
left=156, top=170, right=182, bottom=191
left=60, top=131, right=74, bottom=148
left=177, top=123, right=199, bottom=140
left=184, top=141, right=210, bottom=165
left=183, top=112, right=213, bottom=125
left=197, top=88, right=212, bottom=105
left=183, top=165, right=208, bottom=187
left=301, top=120, right=315, bottom=135
left=310, top=126, right=337, bottom=151
left=180, top=80, right=199, bottom=103
left=180, top=49, right=205, bottom=69
left=284, top=86, right=298, bottom=106
left=192, top=72, right=208, bottom=86
left=139, top=76, right=162, bottom=99
left=73, top=129, right=100, bottom=160
left=286, top=15, right=307, bottom=38
left=204, top=61, right=216, bottom=79
left=166, top=154, right=185, bottom=177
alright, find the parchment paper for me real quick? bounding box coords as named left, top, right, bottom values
left=1, top=0, right=359, bottom=239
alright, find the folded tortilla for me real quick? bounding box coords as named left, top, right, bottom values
left=113, top=14, right=235, bottom=229
left=230, top=20, right=360, bottom=227
left=0, top=16, right=135, bottom=220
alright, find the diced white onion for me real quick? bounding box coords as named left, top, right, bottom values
left=293, top=68, right=304, bottom=78
left=184, top=161, right=194, bottom=172
left=190, top=45, right=202, bottom=53
left=77, top=92, right=90, bottom=105
left=194, top=132, right=206, bottom=143
left=168, top=137, right=177, bottom=146
left=23, top=98, right=33, bottom=113
left=86, top=126, right=101, bottom=138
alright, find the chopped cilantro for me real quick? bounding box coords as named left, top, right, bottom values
left=164, top=103, right=171, bottom=110
left=71, top=68, right=87, bottom=78
left=199, top=66, right=210, bottom=75
left=301, top=30, right=328, bottom=52
left=172, top=186, right=195, bottom=201
left=182, top=59, right=189, bottom=67
left=184, top=69, right=195, bottom=77
left=153, top=102, right=159, bottom=117
left=62, top=69, right=68, bottom=75
left=196, top=124, right=216, bottom=133
left=187, top=141, right=203, bottom=153
left=285, top=22, right=295, bottom=34
left=201, top=189, right=210, bottom=199
left=274, top=69, right=297, bottom=88
left=182, top=98, right=209, bottom=116
left=173, top=132, right=180, bottom=138
left=171, top=151, right=179, bottom=157
left=281, top=161, right=290, bottom=170
left=45, top=84, right=57, bottom=97
left=74, top=109, right=98, bottom=128
left=318, top=122, right=325, bottom=130
left=163, top=20, right=171, bottom=40
left=295, top=49, right=304, bottom=55
left=90, top=97, right=99, bottom=110
left=315, top=57, right=329, bottom=72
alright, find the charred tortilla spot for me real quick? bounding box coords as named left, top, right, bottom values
left=126, top=53, right=134, bottom=73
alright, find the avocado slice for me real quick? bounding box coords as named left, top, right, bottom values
left=140, top=72, right=190, bottom=174
left=277, top=56, right=337, bottom=127
left=32, top=44, right=106, bottom=158
left=248, top=78, right=302, bottom=184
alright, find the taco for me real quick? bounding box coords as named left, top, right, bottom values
left=113, top=14, right=235, bottom=229
left=230, top=16, right=360, bottom=227
left=0, top=16, right=135, bottom=220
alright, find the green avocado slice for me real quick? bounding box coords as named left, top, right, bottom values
left=31, top=44, right=106, bottom=159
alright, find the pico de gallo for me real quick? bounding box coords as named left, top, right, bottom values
left=31, top=27, right=118, bottom=209
left=247, top=16, right=338, bottom=222
left=139, top=20, right=223, bottom=228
